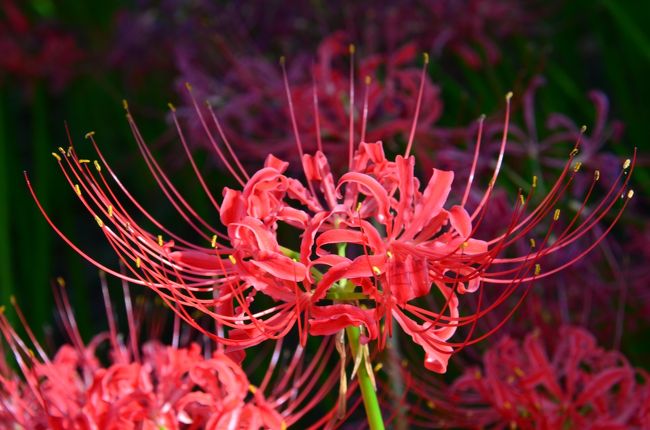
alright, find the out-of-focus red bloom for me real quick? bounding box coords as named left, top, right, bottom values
left=0, top=0, right=84, bottom=96
left=177, top=33, right=443, bottom=168
left=27, top=51, right=635, bottom=376
left=406, top=326, right=650, bottom=429
left=0, top=280, right=343, bottom=429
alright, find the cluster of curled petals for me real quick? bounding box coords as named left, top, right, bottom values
left=406, top=326, right=650, bottom=429
left=0, top=322, right=284, bottom=428
left=0, top=280, right=346, bottom=430
left=0, top=0, right=84, bottom=95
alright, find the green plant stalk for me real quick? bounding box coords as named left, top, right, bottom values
left=346, top=325, right=385, bottom=430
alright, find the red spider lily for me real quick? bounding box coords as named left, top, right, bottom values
left=26, top=48, right=636, bottom=377
left=0, top=278, right=346, bottom=429
left=405, top=326, right=650, bottom=429
left=177, top=32, right=443, bottom=169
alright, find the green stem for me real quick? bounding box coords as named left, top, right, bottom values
left=346, top=325, right=385, bottom=430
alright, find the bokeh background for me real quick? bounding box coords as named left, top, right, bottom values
left=0, top=0, right=648, bottom=378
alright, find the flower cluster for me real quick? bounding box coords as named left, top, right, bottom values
left=0, top=280, right=343, bottom=429
left=406, top=326, right=650, bottom=428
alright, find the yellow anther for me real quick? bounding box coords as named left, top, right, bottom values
left=108, top=205, right=114, bottom=217
left=356, top=202, right=362, bottom=212
left=84, top=131, right=95, bottom=139
left=514, top=367, right=524, bottom=377
left=372, top=266, right=381, bottom=275
left=211, top=235, right=217, bottom=248
left=365, top=75, right=372, bottom=85
left=79, top=159, right=90, bottom=164
left=248, top=384, right=257, bottom=394
left=510, top=421, right=517, bottom=430
left=229, top=255, right=237, bottom=265
left=623, top=158, right=631, bottom=169
left=167, top=102, right=176, bottom=112
left=136, top=257, right=141, bottom=268
left=56, top=277, right=65, bottom=287
left=0, top=305, right=4, bottom=314
left=67, top=146, right=73, bottom=156
left=474, top=370, right=482, bottom=379
left=9, top=295, right=15, bottom=305
left=426, top=400, right=435, bottom=409
left=504, top=401, right=512, bottom=410
left=573, top=162, right=582, bottom=173
left=185, top=82, right=193, bottom=91
left=461, top=241, right=469, bottom=249
left=535, top=264, right=541, bottom=276
left=51, top=152, right=61, bottom=161
left=122, top=99, right=129, bottom=110
left=349, top=44, right=355, bottom=54
left=373, top=362, right=383, bottom=372
left=505, top=91, right=513, bottom=101
left=279, top=56, right=286, bottom=66
left=519, top=194, right=525, bottom=205
left=594, top=170, right=600, bottom=181
left=386, top=251, right=393, bottom=259
left=569, top=148, right=579, bottom=157
left=627, top=190, right=635, bottom=199
left=280, top=421, right=287, bottom=430
left=553, top=209, right=561, bottom=221
left=94, top=216, right=104, bottom=228
left=158, top=235, right=163, bottom=246
left=401, top=359, right=408, bottom=367
left=532, top=176, right=537, bottom=188
left=94, top=160, right=101, bottom=172
left=580, top=125, right=587, bottom=133
left=74, top=184, right=81, bottom=196
left=423, top=52, right=430, bottom=64
left=529, top=238, right=536, bottom=248
left=58, top=146, right=65, bottom=154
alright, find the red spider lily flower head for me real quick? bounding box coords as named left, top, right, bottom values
left=0, top=278, right=345, bottom=429
left=405, top=326, right=650, bottom=428
left=27, top=48, right=636, bottom=377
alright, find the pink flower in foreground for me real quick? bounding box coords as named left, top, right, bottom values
left=406, top=326, right=650, bottom=429
left=0, top=281, right=344, bottom=429
left=27, top=53, right=636, bottom=375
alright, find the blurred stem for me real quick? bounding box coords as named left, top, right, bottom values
left=30, top=86, right=52, bottom=330
left=0, top=92, right=15, bottom=313
left=346, top=325, right=385, bottom=430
